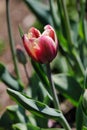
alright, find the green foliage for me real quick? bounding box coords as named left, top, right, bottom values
left=0, top=63, right=23, bottom=91
left=82, top=126, right=87, bottom=130
left=12, top=123, right=64, bottom=130
left=7, top=88, right=70, bottom=129
left=53, top=74, right=83, bottom=106
left=23, top=0, right=53, bottom=25
left=1, top=0, right=87, bottom=129
left=30, top=60, right=52, bottom=97
left=27, top=72, right=51, bottom=102
left=76, top=96, right=87, bottom=130
left=0, top=105, right=28, bottom=130
left=12, top=123, right=28, bottom=130
left=7, top=88, right=62, bottom=120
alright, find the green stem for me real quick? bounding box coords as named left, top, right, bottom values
left=31, top=60, right=52, bottom=96
left=49, top=0, right=59, bottom=28
left=60, top=115, right=71, bottom=130
left=6, top=0, right=20, bottom=81
left=83, top=68, right=87, bottom=90
left=80, top=0, right=86, bottom=43
left=72, top=49, right=85, bottom=76
left=61, top=0, right=85, bottom=76
left=61, top=0, right=73, bottom=45
left=57, top=0, right=65, bottom=33
left=46, top=64, right=71, bottom=130
left=46, top=63, right=60, bottom=109
left=23, top=64, right=30, bottom=81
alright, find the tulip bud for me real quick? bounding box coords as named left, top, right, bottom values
left=16, top=45, right=27, bottom=65
left=22, top=25, right=58, bottom=64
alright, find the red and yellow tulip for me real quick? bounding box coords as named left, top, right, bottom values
left=22, top=25, right=58, bottom=63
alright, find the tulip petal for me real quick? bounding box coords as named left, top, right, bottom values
left=35, top=35, right=57, bottom=63
left=28, top=27, right=41, bottom=38
left=22, top=34, right=39, bottom=61
left=42, top=25, right=58, bottom=48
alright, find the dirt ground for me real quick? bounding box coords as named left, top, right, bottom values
left=0, top=0, right=36, bottom=114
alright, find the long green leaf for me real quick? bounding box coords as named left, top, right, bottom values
left=23, top=0, right=53, bottom=25
left=0, top=105, right=28, bottom=129
left=31, top=60, right=52, bottom=97
left=53, top=74, right=83, bottom=106
left=76, top=97, right=84, bottom=130
left=76, top=96, right=87, bottom=130
left=41, top=128, right=65, bottom=130
left=0, top=63, right=23, bottom=91
left=84, top=20, right=87, bottom=43
left=7, top=88, right=62, bottom=120
left=82, top=126, right=87, bottom=130
left=49, top=0, right=60, bottom=28
left=27, top=72, right=51, bottom=105
left=12, top=123, right=65, bottom=130
left=27, top=73, right=50, bottom=128
left=57, top=31, right=69, bottom=53
left=13, top=123, right=28, bottom=130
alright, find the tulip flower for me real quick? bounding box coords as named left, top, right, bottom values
left=22, top=25, right=58, bottom=64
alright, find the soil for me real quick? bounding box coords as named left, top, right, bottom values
left=0, top=0, right=35, bottom=114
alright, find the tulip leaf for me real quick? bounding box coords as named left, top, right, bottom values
left=44, top=128, right=64, bottom=130
left=12, top=123, right=64, bottom=130
left=82, top=126, right=87, bottom=130
left=53, top=74, right=83, bottom=106
left=12, top=123, right=28, bottom=130
left=67, top=5, right=79, bottom=22
left=49, top=0, right=60, bottom=28
left=0, top=105, right=28, bottom=129
left=26, top=73, right=50, bottom=128
left=18, top=25, right=24, bottom=38
left=76, top=96, right=87, bottom=130
left=0, top=63, right=23, bottom=91
left=31, top=60, right=52, bottom=98
left=70, top=22, right=78, bottom=44
left=7, top=88, right=62, bottom=120
left=27, top=72, right=51, bottom=103
left=84, top=20, right=87, bottom=43
left=76, top=98, right=83, bottom=130
left=79, top=20, right=84, bottom=39
left=57, top=31, right=69, bottom=53
left=23, top=0, right=53, bottom=25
